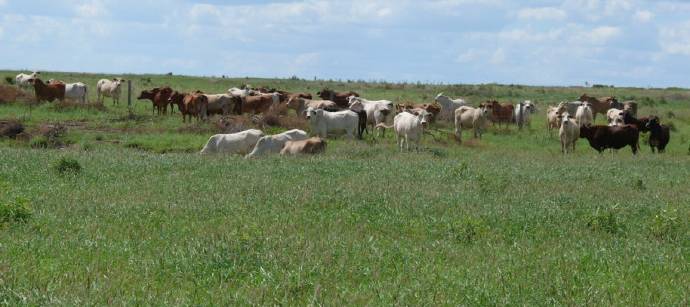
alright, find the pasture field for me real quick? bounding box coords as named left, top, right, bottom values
left=0, top=70, right=689, bottom=305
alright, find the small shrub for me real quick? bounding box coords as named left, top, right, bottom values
left=587, top=207, right=624, bottom=234
left=448, top=218, right=488, bottom=244
left=94, top=134, right=104, bottom=141
left=0, top=197, right=32, bottom=224
left=53, top=157, right=82, bottom=175
left=4, top=76, right=14, bottom=85
left=634, top=179, right=646, bottom=191
left=666, top=111, right=675, bottom=119
left=649, top=209, right=681, bottom=241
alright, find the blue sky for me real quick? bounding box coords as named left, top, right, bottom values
left=1, top=0, right=690, bottom=87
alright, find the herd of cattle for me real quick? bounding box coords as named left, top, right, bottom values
left=14, top=71, right=671, bottom=156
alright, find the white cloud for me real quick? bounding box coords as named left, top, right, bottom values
left=634, top=10, right=654, bottom=23
left=660, top=21, right=690, bottom=55
left=75, top=0, right=108, bottom=18
left=517, top=7, right=567, bottom=21
left=498, top=28, right=563, bottom=42
left=573, top=26, right=621, bottom=44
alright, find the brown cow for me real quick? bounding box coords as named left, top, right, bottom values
left=396, top=103, right=441, bottom=122
left=168, top=91, right=208, bottom=122
left=28, top=78, right=65, bottom=103
left=317, top=88, right=360, bottom=108
left=481, top=100, right=514, bottom=128
left=137, top=87, right=174, bottom=115
left=579, top=94, right=621, bottom=122
left=280, top=137, right=327, bottom=155
left=242, top=93, right=280, bottom=114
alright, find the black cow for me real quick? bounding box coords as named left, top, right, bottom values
left=579, top=125, right=640, bottom=154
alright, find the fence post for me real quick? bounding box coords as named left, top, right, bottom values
left=127, top=80, right=132, bottom=107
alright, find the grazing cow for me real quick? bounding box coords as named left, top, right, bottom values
left=306, top=107, right=359, bottom=139
left=454, top=105, right=490, bottom=143
left=96, top=78, right=125, bottom=105
left=481, top=100, right=514, bottom=128
left=434, top=93, right=467, bottom=121
left=280, top=137, right=327, bottom=155
left=286, top=97, right=339, bottom=117
left=200, top=129, right=264, bottom=155
left=348, top=96, right=394, bottom=137
left=645, top=116, right=670, bottom=153
left=204, top=94, right=237, bottom=116
left=28, top=78, right=64, bottom=103
left=138, top=87, right=174, bottom=115
left=317, top=88, right=360, bottom=108
left=547, top=105, right=566, bottom=134
left=575, top=102, right=593, bottom=127
left=15, top=72, right=40, bottom=90
left=559, top=113, right=580, bottom=154
left=391, top=110, right=433, bottom=152
left=169, top=91, right=208, bottom=122
left=622, top=111, right=649, bottom=133
left=245, top=129, right=309, bottom=159
left=228, top=87, right=259, bottom=98
left=514, top=100, right=536, bottom=129
left=579, top=94, right=620, bottom=122
left=607, top=108, right=625, bottom=126
left=579, top=125, right=639, bottom=154
left=242, top=93, right=280, bottom=114
left=348, top=99, right=368, bottom=139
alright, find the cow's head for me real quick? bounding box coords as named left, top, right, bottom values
left=645, top=116, right=660, bottom=130
left=305, top=107, right=317, bottom=119
left=417, top=110, right=432, bottom=128
left=349, top=99, right=364, bottom=112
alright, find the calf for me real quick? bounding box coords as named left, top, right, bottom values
left=559, top=113, right=579, bottom=154
left=306, top=107, right=359, bottom=139
left=200, top=129, right=264, bottom=155
left=280, top=137, right=327, bottom=155
left=645, top=116, right=670, bottom=153
left=622, top=111, right=649, bottom=132
left=28, top=78, right=64, bottom=103
left=579, top=125, right=639, bottom=154
left=245, top=129, right=309, bottom=158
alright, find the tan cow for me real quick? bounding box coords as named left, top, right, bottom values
left=280, top=137, right=327, bottom=155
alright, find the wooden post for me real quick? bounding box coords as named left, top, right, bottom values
left=127, top=80, right=132, bottom=107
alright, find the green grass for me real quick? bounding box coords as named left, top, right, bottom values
left=0, top=70, right=688, bottom=305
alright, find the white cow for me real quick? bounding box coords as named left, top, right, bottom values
left=15, top=72, right=40, bottom=90
left=547, top=105, right=566, bottom=135
left=53, top=81, right=88, bottom=104
left=514, top=100, right=536, bottom=129
left=200, top=129, right=264, bottom=155
left=347, top=96, right=393, bottom=137
left=306, top=107, right=359, bottom=139
left=245, top=129, right=308, bottom=159
left=559, top=113, right=579, bottom=154
left=454, top=105, right=490, bottom=143
left=434, top=93, right=467, bottom=121
left=575, top=102, right=593, bottom=127
left=390, top=110, right=432, bottom=152
left=228, top=87, right=258, bottom=98
left=286, top=97, right=338, bottom=117
left=607, top=108, right=625, bottom=126
left=96, top=78, right=125, bottom=105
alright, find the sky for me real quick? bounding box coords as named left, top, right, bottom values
left=1, top=0, right=690, bottom=87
